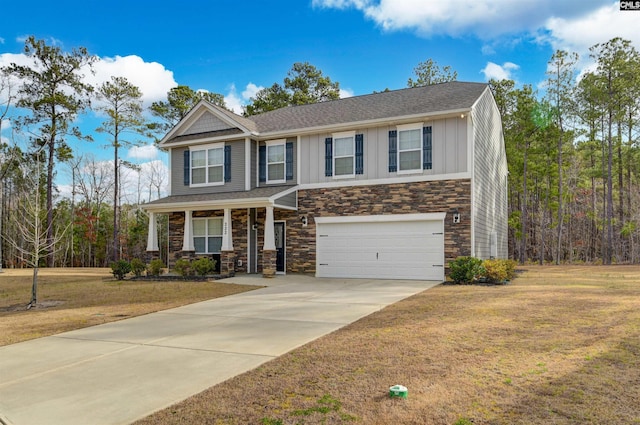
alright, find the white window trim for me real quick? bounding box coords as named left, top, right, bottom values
left=190, top=142, right=225, bottom=187
left=193, top=217, right=223, bottom=254
left=332, top=130, right=355, bottom=179
left=396, top=123, right=423, bottom=175
left=266, top=139, right=287, bottom=184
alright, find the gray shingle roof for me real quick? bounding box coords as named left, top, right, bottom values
left=250, top=81, right=488, bottom=133
left=145, top=185, right=296, bottom=208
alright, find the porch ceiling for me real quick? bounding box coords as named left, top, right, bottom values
left=143, top=185, right=298, bottom=213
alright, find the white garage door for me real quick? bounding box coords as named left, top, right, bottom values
left=316, top=215, right=445, bottom=281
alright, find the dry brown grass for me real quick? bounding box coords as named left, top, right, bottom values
left=134, top=265, right=640, bottom=425
left=0, top=268, right=261, bottom=346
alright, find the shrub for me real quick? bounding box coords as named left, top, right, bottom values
left=130, top=258, right=146, bottom=277
left=147, top=259, right=165, bottom=276
left=503, top=259, right=518, bottom=280
left=110, top=260, right=132, bottom=281
left=482, top=259, right=508, bottom=282
left=174, top=258, right=193, bottom=276
left=448, top=256, right=485, bottom=284
left=192, top=257, right=216, bottom=276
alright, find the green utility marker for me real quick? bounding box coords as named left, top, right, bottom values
left=389, top=384, right=408, bottom=398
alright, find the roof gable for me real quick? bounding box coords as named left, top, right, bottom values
left=159, top=100, right=257, bottom=147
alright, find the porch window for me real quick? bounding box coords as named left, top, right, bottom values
left=193, top=218, right=223, bottom=254
left=267, top=141, right=286, bottom=183
left=191, top=143, right=224, bottom=185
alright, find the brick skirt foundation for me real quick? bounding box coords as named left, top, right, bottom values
left=262, top=250, right=277, bottom=278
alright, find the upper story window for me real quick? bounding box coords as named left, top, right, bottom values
left=398, top=124, right=422, bottom=173
left=191, top=143, right=224, bottom=186
left=267, top=141, right=286, bottom=184
left=389, top=124, right=432, bottom=174
left=259, top=139, right=294, bottom=184
left=333, top=132, right=355, bottom=177
left=193, top=217, right=222, bottom=254
left=324, top=133, right=364, bottom=178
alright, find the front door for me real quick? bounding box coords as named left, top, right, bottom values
left=274, top=222, right=285, bottom=273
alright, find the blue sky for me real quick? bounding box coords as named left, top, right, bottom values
left=0, top=0, right=638, bottom=200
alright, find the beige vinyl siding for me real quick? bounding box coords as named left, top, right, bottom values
left=170, top=140, right=246, bottom=196
left=471, top=88, right=508, bottom=259
left=275, top=192, right=297, bottom=209
left=250, top=139, right=258, bottom=189
left=298, top=118, right=468, bottom=184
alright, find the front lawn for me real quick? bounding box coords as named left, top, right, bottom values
left=134, top=265, right=640, bottom=425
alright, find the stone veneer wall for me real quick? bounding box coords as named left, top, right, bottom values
left=287, top=179, right=472, bottom=274
left=166, top=179, right=471, bottom=276
left=168, top=210, right=249, bottom=272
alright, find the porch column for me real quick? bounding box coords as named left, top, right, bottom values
left=220, top=208, right=236, bottom=276
left=263, top=206, right=276, bottom=250
left=182, top=210, right=195, bottom=252
left=262, top=205, right=276, bottom=278
left=146, top=211, right=159, bottom=252
left=221, top=208, right=234, bottom=250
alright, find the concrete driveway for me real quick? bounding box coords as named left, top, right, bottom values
left=0, top=274, right=440, bottom=425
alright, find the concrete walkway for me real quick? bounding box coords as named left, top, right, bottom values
left=0, top=275, right=439, bottom=425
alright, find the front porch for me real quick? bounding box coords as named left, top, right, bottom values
left=144, top=186, right=299, bottom=278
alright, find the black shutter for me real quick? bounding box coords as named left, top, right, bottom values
left=224, top=145, right=231, bottom=182
left=325, top=137, right=333, bottom=177
left=286, top=142, right=293, bottom=180
left=259, top=145, right=266, bottom=182
left=183, top=149, right=190, bottom=185
left=388, top=130, right=397, bottom=172
left=355, top=134, right=364, bottom=175
left=423, top=126, right=432, bottom=170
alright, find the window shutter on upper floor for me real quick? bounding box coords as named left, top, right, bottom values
left=355, top=134, right=364, bottom=175
left=183, top=149, right=190, bottom=186
left=423, top=126, right=432, bottom=170
left=259, top=145, right=266, bottom=182
left=224, top=145, right=231, bottom=182
left=388, top=130, right=397, bottom=172
left=325, top=137, right=333, bottom=177
left=286, top=142, right=293, bottom=180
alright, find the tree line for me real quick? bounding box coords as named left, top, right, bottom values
left=494, top=37, right=640, bottom=265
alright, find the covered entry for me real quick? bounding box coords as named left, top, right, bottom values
left=315, top=213, right=446, bottom=281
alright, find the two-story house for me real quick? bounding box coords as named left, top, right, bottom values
left=144, top=81, right=508, bottom=281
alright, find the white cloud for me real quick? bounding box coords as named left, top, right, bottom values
left=0, top=52, right=177, bottom=107
left=88, top=55, right=177, bottom=106
left=313, top=0, right=607, bottom=39
left=340, top=88, right=355, bottom=98
left=224, top=83, right=264, bottom=115
left=543, top=3, right=640, bottom=57
left=242, top=83, right=262, bottom=100
left=127, top=144, right=159, bottom=160
left=481, top=61, right=519, bottom=81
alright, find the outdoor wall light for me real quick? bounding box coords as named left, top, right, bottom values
left=251, top=224, right=259, bottom=231
left=300, top=215, right=308, bottom=227
left=452, top=208, right=461, bottom=224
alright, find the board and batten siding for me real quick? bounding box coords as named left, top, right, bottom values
left=298, top=117, right=468, bottom=184
left=169, top=140, right=246, bottom=196
left=471, top=88, right=508, bottom=259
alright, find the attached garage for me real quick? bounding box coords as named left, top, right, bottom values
left=315, top=213, right=446, bottom=281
